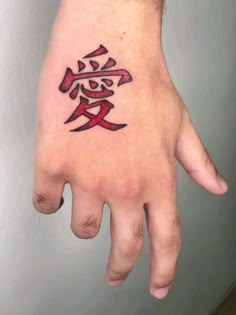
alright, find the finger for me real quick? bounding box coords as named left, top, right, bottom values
left=70, top=186, right=104, bottom=239
left=145, top=200, right=181, bottom=300
left=105, top=202, right=144, bottom=287
left=145, top=162, right=181, bottom=300
left=176, top=111, right=228, bottom=195
left=33, top=169, right=65, bottom=214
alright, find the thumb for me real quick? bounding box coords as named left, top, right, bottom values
left=175, top=110, right=228, bottom=195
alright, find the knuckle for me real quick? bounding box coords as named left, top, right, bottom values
left=82, top=176, right=103, bottom=195
left=118, top=176, right=143, bottom=199
left=132, top=220, right=144, bottom=241
left=33, top=193, right=58, bottom=214
left=172, top=213, right=181, bottom=230
left=71, top=225, right=98, bottom=239
left=71, top=214, right=100, bottom=239
left=117, top=238, right=143, bottom=260
left=39, top=158, right=64, bottom=178
left=158, top=234, right=182, bottom=253
left=71, top=228, right=98, bottom=239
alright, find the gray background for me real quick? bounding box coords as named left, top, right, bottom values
left=0, top=0, right=235, bottom=314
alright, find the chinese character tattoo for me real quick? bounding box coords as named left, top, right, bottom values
left=59, top=45, right=133, bottom=132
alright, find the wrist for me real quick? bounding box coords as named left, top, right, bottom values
left=54, top=0, right=164, bottom=49
left=49, top=0, right=165, bottom=71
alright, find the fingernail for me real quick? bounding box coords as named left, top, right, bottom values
left=151, top=286, right=170, bottom=300
left=217, top=175, right=228, bottom=193
left=107, top=280, right=124, bottom=287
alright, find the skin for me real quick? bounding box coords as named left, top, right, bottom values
left=33, top=0, right=228, bottom=300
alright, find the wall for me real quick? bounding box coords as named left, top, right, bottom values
left=0, top=0, right=235, bottom=314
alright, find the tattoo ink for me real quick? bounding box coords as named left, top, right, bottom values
left=59, top=45, right=132, bottom=132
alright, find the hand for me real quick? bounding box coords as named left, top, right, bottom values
left=33, top=0, right=228, bottom=300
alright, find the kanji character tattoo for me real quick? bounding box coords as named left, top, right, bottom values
left=59, top=45, right=133, bottom=132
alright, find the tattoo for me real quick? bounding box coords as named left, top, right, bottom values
left=59, top=45, right=133, bottom=132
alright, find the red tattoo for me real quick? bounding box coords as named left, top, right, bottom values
left=65, top=96, right=127, bottom=132
left=59, top=45, right=133, bottom=132
left=83, top=45, right=108, bottom=58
